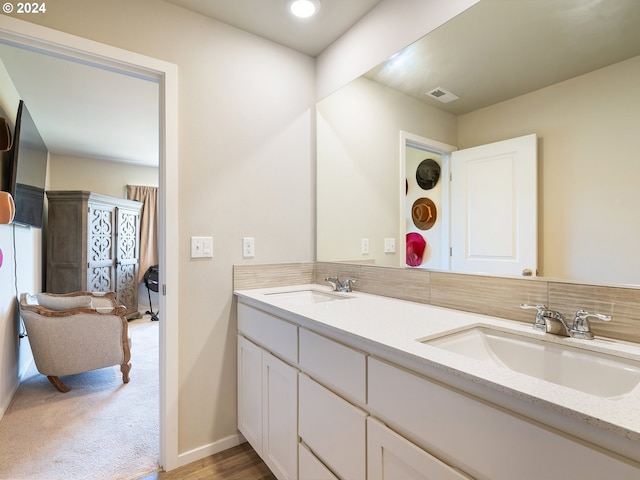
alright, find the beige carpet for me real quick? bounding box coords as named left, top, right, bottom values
left=0, top=318, right=159, bottom=480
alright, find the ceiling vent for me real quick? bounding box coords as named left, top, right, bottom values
left=426, top=87, right=459, bottom=103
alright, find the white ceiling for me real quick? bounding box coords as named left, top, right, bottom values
left=0, top=0, right=382, bottom=167
left=163, top=0, right=384, bottom=57
left=0, top=43, right=160, bottom=166
left=365, top=0, right=640, bottom=116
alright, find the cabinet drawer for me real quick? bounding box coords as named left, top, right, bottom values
left=299, top=442, right=339, bottom=480
left=299, top=328, right=366, bottom=404
left=367, top=417, right=472, bottom=480
left=368, top=357, right=640, bottom=480
left=299, top=373, right=367, bottom=480
left=237, top=303, right=297, bottom=363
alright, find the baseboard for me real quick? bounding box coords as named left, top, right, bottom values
left=176, top=432, right=246, bottom=468
left=0, top=380, right=19, bottom=423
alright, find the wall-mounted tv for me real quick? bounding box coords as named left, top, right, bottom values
left=0, top=100, right=48, bottom=228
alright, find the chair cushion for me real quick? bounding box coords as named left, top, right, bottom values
left=36, top=294, right=93, bottom=311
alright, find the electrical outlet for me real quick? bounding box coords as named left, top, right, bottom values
left=243, top=237, right=255, bottom=258
left=384, top=237, right=396, bottom=253
left=191, top=236, right=213, bottom=258
left=361, top=238, right=370, bottom=254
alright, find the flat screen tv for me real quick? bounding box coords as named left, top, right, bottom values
left=0, top=100, right=48, bottom=228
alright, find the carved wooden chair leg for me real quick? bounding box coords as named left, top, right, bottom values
left=47, top=376, right=70, bottom=393
left=121, top=362, right=131, bottom=384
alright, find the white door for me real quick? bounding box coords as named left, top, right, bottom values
left=450, top=134, right=537, bottom=276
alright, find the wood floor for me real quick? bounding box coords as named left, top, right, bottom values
left=135, top=443, right=276, bottom=480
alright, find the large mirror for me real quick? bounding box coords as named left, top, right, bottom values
left=317, top=0, right=640, bottom=286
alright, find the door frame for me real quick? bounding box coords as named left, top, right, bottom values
left=0, top=15, right=180, bottom=470
left=400, top=131, right=456, bottom=269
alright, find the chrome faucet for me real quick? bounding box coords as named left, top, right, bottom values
left=324, top=276, right=356, bottom=293
left=520, top=304, right=612, bottom=340
left=521, top=304, right=571, bottom=336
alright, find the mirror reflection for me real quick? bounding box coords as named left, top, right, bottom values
left=317, top=0, right=640, bottom=286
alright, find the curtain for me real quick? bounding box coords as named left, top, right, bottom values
left=127, top=185, right=158, bottom=283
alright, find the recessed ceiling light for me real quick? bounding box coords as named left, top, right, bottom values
left=287, top=0, right=321, bottom=18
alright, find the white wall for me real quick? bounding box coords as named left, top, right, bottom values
left=0, top=59, right=41, bottom=418
left=7, top=0, right=315, bottom=458
left=48, top=154, right=158, bottom=197
left=458, top=55, right=640, bottom=285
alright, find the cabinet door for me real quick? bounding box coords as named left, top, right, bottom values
left=263, top=351, right=298, bottom=480
left=299, top=443, right=338, bottom=480
left=115, top=206, right=140, bottom=313
left=87, top=201, right=116, bottom=292
left=368, top=417, right=472, bottom=480
left=237, top=336, right=263, bottom=456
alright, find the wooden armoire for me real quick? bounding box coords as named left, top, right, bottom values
left=46, top=191, right=143, bottom=319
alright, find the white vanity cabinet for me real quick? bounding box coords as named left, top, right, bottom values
left=236, top=293, right=640, bottom=480
left=237, top=305, right=299, bottom=480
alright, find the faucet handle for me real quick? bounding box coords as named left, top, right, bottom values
left=342, top=277, right=356, bottom=292
left=570, top=309, right=612, bottom=340
left=520, top=303, right=547, bottom=312
left=324, top=276, right=341, bottom=291
left=520, top=304, right=549, bottom=332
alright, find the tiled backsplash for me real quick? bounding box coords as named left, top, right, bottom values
left=234, top=262, right=640, bottom=343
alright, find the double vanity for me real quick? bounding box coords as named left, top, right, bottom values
left=235, top=283, right=640, bottom=479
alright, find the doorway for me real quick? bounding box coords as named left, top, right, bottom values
left=0, top=15, right=179, bottom=470
left=400, top=131, right=456, bottom=270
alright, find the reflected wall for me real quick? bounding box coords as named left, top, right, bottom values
left=318, top=55, right=640, bottom=285
left=317, top=76, right=456, bottom=266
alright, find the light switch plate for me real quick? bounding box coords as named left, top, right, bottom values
left=243, top=237, right=255, bottom=258
left=384, top=237, right=396, bottom=253
left=361, top=238, right=370, bottom=254
left=191, top=236, right=213, bottom=258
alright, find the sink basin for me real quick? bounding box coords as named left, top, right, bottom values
left=422, top=326, right=640, bottom=398
left=265, top=289, right=350, bottom=305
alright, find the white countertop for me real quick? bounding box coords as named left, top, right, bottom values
left=234, top=284, right=640, bottom=446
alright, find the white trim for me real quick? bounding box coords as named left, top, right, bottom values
left=177, top=433, right=246, bottom=468
left=0, top=15, right=179, bottom=471
left=0, top=383, right=19, bottom=421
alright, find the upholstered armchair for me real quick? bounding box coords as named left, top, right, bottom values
left=19, top=291, right=132, bottom=393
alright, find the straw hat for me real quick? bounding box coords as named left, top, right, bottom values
left=411, top=197, right=437, bottom=230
